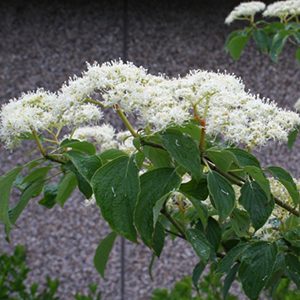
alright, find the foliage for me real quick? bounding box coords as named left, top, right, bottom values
left=1, top=61, right=300, bottom=300
left=225, top=1, right=300, bottom=62
left=151, top=272, right=238, bottom=300
left=0, top=246, right=102, bottom=300
left=0, top=245, right=59, bottom=300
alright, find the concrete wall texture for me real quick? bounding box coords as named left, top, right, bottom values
left=0, top=0, right=299, bottom=299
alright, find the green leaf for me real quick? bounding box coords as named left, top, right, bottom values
left=143, top=146, right=172, bottom=168
left=253, top=29, right=270, bottom=53
left=230, top=208, right=250, bottom=237
left=94, top=232, right=117, bottom=278
left=296, top=48, right=300, bottom=63
left=270, top=31, right=289, bottom=62
left=192, top=261, right=206, bottom=291
left=161, top=129, right=202, bottom=180
left=0, top=167, right=22, bottom=227
left=206, top=149, right=237, bottom=172
left=207, top=171, right=235, bottom=219
left=186, top=228, right=212, bottom=262
left=205, top=217, right=221, bottom=251
left=65, top=162, right=93, bottom=199
left=179, top=178, right=209, bottom=201
left=91, top=155, right=140, bottom=242
left=21, top=166, right=51, bottom=188
left=55, top=172, right=78, bottom=207
left=239, top=242, right=277, bottom=300
left=38, top=184, right=58, bottom=209
left=9, top=180, right=45, bottom=226
left=226, top=32, right=250, bottom=60
left=60, top=139, right=96, bottom=155
left=287, top=126, right=300, bottom=149
left=223, top=263, right=239, bottom=300
left=244, top=166, right=271, bottom=199
left=239, top=181, right=274, bottom=230
left=218, top=242, right=249, bottom=274
left=268, top=166, right=300, bottom=205
left=152, top=222, right=166, bottom=257
left=283, top=226, right=300, bottom=248
left=98, top=149, right=127, bottom=165
left=227, top=148, right=260, bottom=168
left=285, top=254, right=300, bottom=288
left=66, top=151, right=102, bottom=182
left=135, top=168, right=181, bottom=246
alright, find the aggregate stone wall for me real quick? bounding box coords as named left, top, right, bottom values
left=0, top=1, right=299, bottom=299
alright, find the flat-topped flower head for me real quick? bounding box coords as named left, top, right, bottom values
left=225, top=1, right=266, bottom=24
left=263, top=0, right=300, bottom=18
left=1, top=61, right=300, bottom=150
left=0, top=89, right=57, bottom=148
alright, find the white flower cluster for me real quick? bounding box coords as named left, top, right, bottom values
left=73, top=124, right=118, bottom=152
left=71, top=125, right=136, bottom=154
left=226, top=0, right=300, bottom=24
left=263, top=0, right=300, bottom=18
left=225, top=1, right=266, bottom=24
left=0, top=89, right=102, bottom=148
left=1, top=60, right=300, bottom=149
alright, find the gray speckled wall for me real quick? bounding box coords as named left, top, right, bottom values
left=0, top=1, right=299, bottom=299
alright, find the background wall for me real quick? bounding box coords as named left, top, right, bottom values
left=0, top=0, right=299, bottom=299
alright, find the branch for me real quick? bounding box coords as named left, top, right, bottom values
left=114, top=104, right=139, bottom=138
left=204, top=157, right=300, bottom=217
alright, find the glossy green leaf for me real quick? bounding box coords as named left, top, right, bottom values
left=239, top=242, right=277, bottom=300
left=230, top=208, right=250, bottom=237
left=98, top=149, right=127, bottom=165
left=179, top=178, right=208, bottom=201
left=66, top=151, right=102, bottom=182
left=223, top=263, right=239, bottom=300
left=268, top=166, right=300, bottom=205
left=244, top=166, right=270, bottom=199
left=92, top=155, right=139, bottom=242
left=186, top=228, right=212, bottom=262
left=21, top=166, right=51, bottom=188
left=192, top=261, right=206, bottom=291
left=135, top=168, right=181, bottom=246
left=239, top=181, right=274, bottom=230
left=207, top=171, right=235, bottom=219
left=285, top=254, right=300, bottom=288
left=161, top=129, right=202, bottom=180
left=253, top=29, right=270, bottom=53
left=0, top=167, right=22, bottom=227
left=60, top=139, right=96, bottom=155
left=143, top=146, right=172, bottom=168
left=288, top=126, right=300, bottom=149
left=226, top=32, right=250, bottom=60
left=270, top=31, right=289, bottom=62
left=94, top=232, right=117, bottom=278
left=283, top=226, right=300, bottom=248
left=9, top=180, right=45, bottom=227
left=38, top=184, right=58, bottom=209
left=152, top=222, right=165, bottom=257
left=205, top=217, right=221, bottom=251
left=206, top=149, right=237, bottom=172
left=218, top=242, right=248, bottom=273
left=55, top=172, right=78, bottom=207
left=227, top=148, right=260, bottom=168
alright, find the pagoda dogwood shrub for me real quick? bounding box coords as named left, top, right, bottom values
left=0, top=61, right=300, bottom=300
left=225, top=0, right=300, bottom=62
